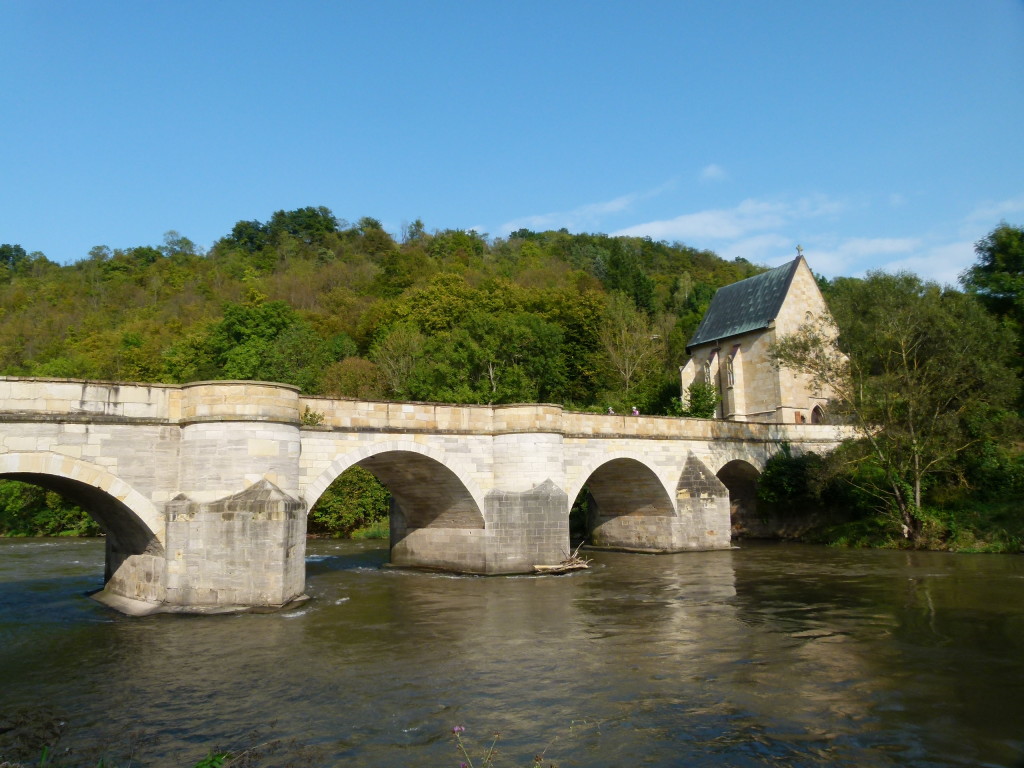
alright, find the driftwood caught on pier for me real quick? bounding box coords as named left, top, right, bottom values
left=533, top=543, right=591, bottom=574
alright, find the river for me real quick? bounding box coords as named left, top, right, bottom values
left=1, top=538, right=1022, bottom=767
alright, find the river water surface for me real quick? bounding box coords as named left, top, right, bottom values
left=1, top=538, right=1023, bottom=767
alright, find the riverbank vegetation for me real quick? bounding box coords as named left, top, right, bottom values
left=763, top=223, right=1023, bottom=551
left=1, top=214, right=1021, bottom=548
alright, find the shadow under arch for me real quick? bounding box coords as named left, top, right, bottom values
left=305, top=441, right=487, bottom=520
left=716, top=459, right=761, bottom=533
left=305, top=446, right=487, bottom=572
left=0, top=453, right=165, bottom=605
left=306, top=448, right=485, bottom=530
left=574, top=457, right=676, bottom=550
left=356, top=450, right=485, bottom=530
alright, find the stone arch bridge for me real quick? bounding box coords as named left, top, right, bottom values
left=0, top=378, right=847, bottom=614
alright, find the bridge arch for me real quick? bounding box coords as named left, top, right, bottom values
left=716, top=458, right=761, bottom=527
left=0, top=452, right=167, bottom=608
left=570, top=454, right=680, bottom=551
left=566, top=451, right=676, bottom=516
left=571, top=456, right=676, bottom=520
left=304, top=440, right=486, bottom=529
left=0, top=452, right=163, bottom=545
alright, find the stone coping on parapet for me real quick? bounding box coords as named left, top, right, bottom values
left=181, top=379, right=301, bottom=392
left=0, top=376, right=852, bottom=442
left=298, top=394, right=853, bottom=442
left=0, top=375, right=182, bottom=388
left=0, top=376, right=301, bottom=391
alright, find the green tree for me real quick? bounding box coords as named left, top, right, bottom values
left=410, top=310, right=566, bottom=405
left=0, top=481, right=99, bottom=536
left=262, top=323, right=334, bottom=392
left=160, top=230, right=201, bottom=258
left=756, top=443, right=824, bottom=506
left=267, top=206, right=339, bottom=245
left=165, top=296, right=336, bottom=390
left=596, top=239, right=655, bottom=311
left=402, top=218, right=427, bottom=243
left=598, top=292, right=665, bottom=409
left=321, top=357, right=387, bottom=399
left=370, top=322, right=425, bottom=399
left=308, top=466, right=390, bottom=537
left=404, top=273, right=479, bottom=333
left=356, top=215, right=396, bottom=257
left=771, top=271, right=1019, bottom=543
left=533, top=287, right=605, bottom=406
left=210, top=298, right=297, bottom=379
left=427, top=228, right=487, bottom=264
left=0, top=244, right=29, bottom=281
left=680, top=380, right=720, bottom=418
left=961, top=222, right=1024, bottom=324
left=225, top=219, right=271, bottom=254
left=961, top=222, right=1024, bottom=405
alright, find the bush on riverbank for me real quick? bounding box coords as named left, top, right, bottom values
left=0, top=481, right=98, bottom=537
left=756, top=443, right=1024, bottom=553
left=307, top=466, right=390, bottom=538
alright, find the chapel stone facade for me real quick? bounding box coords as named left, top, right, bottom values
left=679, top=255, right=833, bottom=424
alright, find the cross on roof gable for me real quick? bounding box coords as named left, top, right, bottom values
left=686, top=256, right=803, bottom=351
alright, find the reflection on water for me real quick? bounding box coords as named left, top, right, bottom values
left=1, top=538, right=1023, bottom=766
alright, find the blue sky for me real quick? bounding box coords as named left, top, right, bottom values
left=2, top=1, right=1022, bottom=284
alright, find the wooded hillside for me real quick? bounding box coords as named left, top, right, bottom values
left=0, top=209, right=763, bottom=415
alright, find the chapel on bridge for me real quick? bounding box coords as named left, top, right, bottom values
left=679, top=254, right=834, bottom=424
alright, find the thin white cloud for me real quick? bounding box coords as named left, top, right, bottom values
left=612, top=196, right=842, bottom=242
left=500, top=194, right=639, bottom=234
left=855, top=196, right=1023, bottom=285
left=833, top=237, right=922, bottom=258
left=499, top=181, right=675, bottom=235
left=700, top=163, right=727, bottom=182
left=615, top=208, right=745, bottom=240
left=585, top=194, right=637, bottom=216
left=806, top=237, right=922, bottom=278
left=878, top=240, right=975, bottom=287
left=503, top=189, right=1013, bottom=285
left=965, top=194, right=1024, bottom=224
left=719, top=234, right=795, bottom=265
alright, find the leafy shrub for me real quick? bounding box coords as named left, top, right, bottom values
left=679, top=381, right=719, bottom=418
left=307, top=466, right=390, bottom=537
left=0, top=481, right=99, bottom=537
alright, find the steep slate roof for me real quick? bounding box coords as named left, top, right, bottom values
left=686, top=257, right=802, bottom=351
